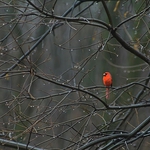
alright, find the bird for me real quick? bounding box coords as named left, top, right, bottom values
left=102, top=72, right=112, bottom=99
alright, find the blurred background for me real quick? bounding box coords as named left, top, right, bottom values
left=0, top=0, right=150, bottom=149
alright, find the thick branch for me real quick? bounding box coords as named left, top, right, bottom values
left=111, top=29, right=150, bottom=65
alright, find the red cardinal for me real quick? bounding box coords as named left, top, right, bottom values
left=103, top=72, right=112, bottom=99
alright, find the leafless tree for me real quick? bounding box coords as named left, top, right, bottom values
left=0, top=0, right=150, bottom=149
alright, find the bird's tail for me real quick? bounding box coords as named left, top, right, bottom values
left=106, top=87, right=109, bottom=99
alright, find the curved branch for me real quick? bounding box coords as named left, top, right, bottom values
left=111, top=29, right=150, bottom=65
left=34, top=73, right=109, bottom=109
